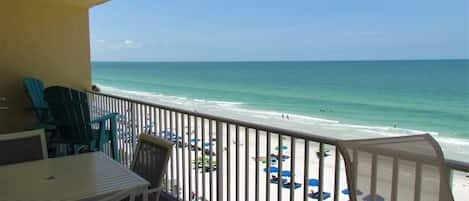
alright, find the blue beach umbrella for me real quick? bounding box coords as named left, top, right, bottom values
left=143, top=124, right=154, bottom=129
left=342, top=189, right=363, bottom=195
left=308, top=178, right=319, bottom=186
left=171, top=136, right=183, bottom=142
left=190, top=138, right=201, bottom=142
left=159, top=130, right=175, bottom=136
left=204, top=142, right=214, bottom=147
left=263, top=166, right=278, bottom=173
left=275, top=145, right=288, bottom=151
left=362, top=194, right=384, bottom=201
left=280, top=170, right=291, bottom=177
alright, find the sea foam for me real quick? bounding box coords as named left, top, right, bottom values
left=97, top=84, right=469, bottom=160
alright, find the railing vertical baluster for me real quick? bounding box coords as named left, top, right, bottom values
left=414, top=162, right=422, bottom=201
left=216, top=121, right=224, bottom=201
left=236, top=125, right=240, bottom=201
left=151, top=107, right=156, bottom=136
left=319, top=143, right=325, bottom=201
left=195, top=116, right=200, bottom=199
left=188, top=115, right=193, bottom=200
left=202, top=118, right=206, bottom=201
left=158, top=108, right=162, bottom=137
left=124, top=99, right=130, bottom=167
left=176, top=112, right=181, bottom=200
left=245, top=127, right=249, bottom=201
left=131, top=102, right=137, bottom=163
left=145, top=105, right=148, bottom=134
left=255, top=129, right=260, bottom=201
left=391, top=157, right=399, bottom=201
left=115, top=98, right=121, bottom=164
left=138, top=104, right=143, bottom=135
left=182, top=113, right=187, bottom=201
left=334, top=148, right=341, bottom=201
left=266, top=131, right=271, bottom=201
left=278, top=134, right=283, bottom=201
left=209, top=120, right=214, bottom=201
left=163, top=109, right=169, bottom=192
left=303, top=140, right=310, bottom=201
left=290, top=137, right=296, bottom=201
left=170, top=111, right=175, bottom=195
left=370, top=154, right=378, bottom=201
left=126, top=101, right=130, bottom=163
left=227, top=124, right=231, bottom=201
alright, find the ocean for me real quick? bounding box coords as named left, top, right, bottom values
left=92, top=60, right=469, bottom=160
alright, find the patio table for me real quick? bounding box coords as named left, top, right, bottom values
left=0, top=152, right=149, bottom=201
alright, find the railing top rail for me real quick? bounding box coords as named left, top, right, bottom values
left=447, top=159, right=469, bottom=172
left=87, top=91, right=339, bottom=145
left=88, top=90, right=469, bottom=173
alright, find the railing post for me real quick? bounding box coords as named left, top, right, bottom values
left=319, top=143, right=325, bottom=201
left=334, top=148, right=340, bottom=201
left=131, top=102, right=137, bottom=148
left=216, top=121, right=224, bottom=201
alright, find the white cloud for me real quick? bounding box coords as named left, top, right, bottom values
left=92, top=39, right=143, bottom=49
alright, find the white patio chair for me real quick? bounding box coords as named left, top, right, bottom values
left=130, top=134, right=173, bottom=201
left=338, top=134, right=454, bottom=201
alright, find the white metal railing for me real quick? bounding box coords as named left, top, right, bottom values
left=87, top=91, right=469, bottom=201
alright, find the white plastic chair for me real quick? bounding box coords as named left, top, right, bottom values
left=338, top=134, right=454, bottom=201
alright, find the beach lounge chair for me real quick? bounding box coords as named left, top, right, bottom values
left=308, top=192, right=331, bottom=200
left=338, top=134, right=454, bottom=201
left=282, top=182, right=302, bottom=189
left=270, top=176, right=287, bottom=184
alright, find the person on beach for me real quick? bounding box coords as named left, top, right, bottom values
left=190, top=192, right=196, bottom=201
left=286, top=114, right=289, bottom=120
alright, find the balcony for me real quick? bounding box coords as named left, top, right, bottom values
left=87, top=91, right=469, bottom=201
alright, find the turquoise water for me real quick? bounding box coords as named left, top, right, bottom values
left=92, top=60, right=469, bottom=158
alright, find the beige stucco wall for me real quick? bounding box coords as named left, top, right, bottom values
left=0, top=0, right=98, bottom=133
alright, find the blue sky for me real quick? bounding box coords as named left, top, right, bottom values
left=90, top=0, right=469, bottom=61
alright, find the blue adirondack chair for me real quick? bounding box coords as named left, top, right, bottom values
left=23, top=77, right=55, bottom=130
left=44, top=86, right=119, bottom=160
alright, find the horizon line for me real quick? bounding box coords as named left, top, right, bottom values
left=91, top=58, right=469, bottom=63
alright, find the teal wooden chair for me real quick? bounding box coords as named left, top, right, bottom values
left=23, top=77, right=55, bottom=130
left=44, top=86, right=119, bottom=160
